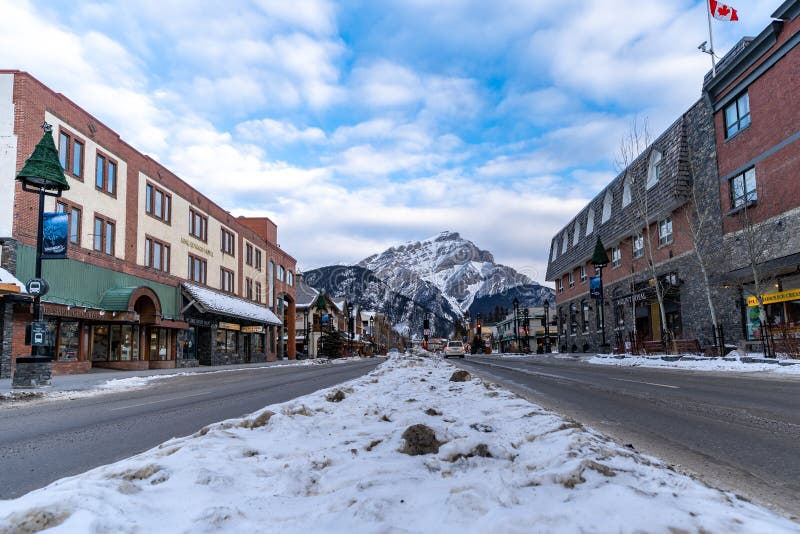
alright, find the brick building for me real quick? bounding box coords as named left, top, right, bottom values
left=546, top=0, right=800, bottom=355
left=703, top=0, right=800, bottom=350
left=0, top=71, right=298, bottom=377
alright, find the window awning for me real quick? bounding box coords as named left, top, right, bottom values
left=182, top=283, right=282, bottom=325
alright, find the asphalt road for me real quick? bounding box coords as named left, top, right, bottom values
left=0, top=359, right=382, bottom=499
left=456, top=355, right=800, bottom=518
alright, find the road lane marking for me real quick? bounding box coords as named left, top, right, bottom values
left=110, top=392, right=207, bottom=411
left=610, top=378, right=680, bottom=389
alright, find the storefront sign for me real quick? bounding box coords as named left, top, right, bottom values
left=187, top=317, right=214, bottom=327
left=41, top=304, right=137, bottom=321
left=242, top=325, right=264, bottom=334
left=218, top=322, right=240, bottom=331
left=747, top=288, right=800, bottom=307
left=180, top=237, right=214, bottom=257
left=42, top=212, right=68, bottom=259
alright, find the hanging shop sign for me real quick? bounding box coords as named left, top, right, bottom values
left=746, top=288, right=800, bottom=307
left=242, top=325, right=264, bottom=334
left=42, top=212, right=68, bottom=259
left=218, top=322, right=241, bottom=331
left=589, top=276, right=602, bottom=299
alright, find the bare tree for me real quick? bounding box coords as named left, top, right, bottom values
left=615, top=117, right=670, bottom=347
left=728, top=184, right=781, bottom=356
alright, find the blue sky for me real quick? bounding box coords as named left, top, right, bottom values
left=0, top=0, right=780, bottom=283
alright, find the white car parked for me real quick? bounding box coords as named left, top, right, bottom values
left=443, top=340, right=465, bottom=359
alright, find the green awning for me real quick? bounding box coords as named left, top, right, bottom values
left=98, top=287, right=141, bottom=311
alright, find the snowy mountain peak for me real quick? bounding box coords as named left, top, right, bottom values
left=358, top=232, right=537, bottom=314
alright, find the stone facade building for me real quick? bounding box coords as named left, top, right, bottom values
left=545, top=100, right=739, bottom=353
left=0, top=71, right=298, bottom=377
left=546, top=0, right=800, bottom=355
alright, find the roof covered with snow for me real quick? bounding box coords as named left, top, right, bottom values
left=182, top=283, right=281, bottom=325
left=0, top=268, right=26, bottom=293
left=294, top=280, right=319, bottom=308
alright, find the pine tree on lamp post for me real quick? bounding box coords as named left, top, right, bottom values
left=591, top=236, right=610, bottom=351
left=13, top=123, right=70, bottom=388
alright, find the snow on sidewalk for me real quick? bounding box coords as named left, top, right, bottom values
left=589, top=352, right=800, bottom=375
left=0, top=355, right=796, bottom=533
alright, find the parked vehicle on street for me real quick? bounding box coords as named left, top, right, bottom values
left=444, top=340, right=465, bottom=359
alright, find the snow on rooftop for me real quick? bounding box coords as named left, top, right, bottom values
left=0, top=354, right=793, bottom=532
left=0, top=267, right=25, bottom=292
left=183, top=283, right=281, bottom=325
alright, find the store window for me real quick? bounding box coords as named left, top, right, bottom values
left=581, top=300, right=589, bottom=333
left=216, top=328, right=238, bottom=353
left=150, top=328, right=172, bottom=360
left=58, top=320, right=80, bottom=361
left=253, top=334, right=264, bottom=354
left=91, top=325, right=109, bottom=361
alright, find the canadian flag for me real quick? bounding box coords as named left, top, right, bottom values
left=709, top=0, right=739, bottom=21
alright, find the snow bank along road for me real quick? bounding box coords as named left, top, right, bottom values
left=456, top=354, right=800, bottom=518
left=0, top=354, right=795, bottom=533
left=0, top=359, right=382, bottom=499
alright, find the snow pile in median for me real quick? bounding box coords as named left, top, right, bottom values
left=0, top=355, right=795, bottom=533
left=589, top=354, right=800, bottom=374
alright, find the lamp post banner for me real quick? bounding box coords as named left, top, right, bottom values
left=589, top=276, right=602, bottom=299
left=42, top=212, right=68, bottom=259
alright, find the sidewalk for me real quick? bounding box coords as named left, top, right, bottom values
left=0, top=359, right=323, bottom=395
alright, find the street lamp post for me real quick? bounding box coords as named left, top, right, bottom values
left=513, top=297, right=520, bottom=353
left=369, top=316, right=375, bottom=356
left=543, top=300, right=551, bottom=353
left=303, top=307, right=310, bottom=357
left=521, top=308, right=529, bottom=353
left=13, top=123, right=71, bottom=389
left=591, top=236, right=610, bottom=350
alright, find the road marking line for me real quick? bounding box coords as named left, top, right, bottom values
left=610, top=378, right=679, bottom=389
left=110, top=392, right=207, bottom=411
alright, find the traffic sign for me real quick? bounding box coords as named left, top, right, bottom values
left=26, top=278, right=49, bottom=297
left=30, top=321, right=50, bottom=346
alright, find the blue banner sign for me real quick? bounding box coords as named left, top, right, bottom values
left=42, top=212, right=68, bottom=259
left=589, top=276, right=602, bottom=299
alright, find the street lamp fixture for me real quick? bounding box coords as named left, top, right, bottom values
left=303, top=307, right=310, bottom=357
left=13, top=123, right=70, bottom=387
left=512, top=297, right=520, bottom=353
left=543, top=299, right=551, bottom=353
left=591, top=236, right=610, bottom=350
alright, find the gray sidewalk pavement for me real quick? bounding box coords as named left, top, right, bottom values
left=0, top=359, right=327, bottom=395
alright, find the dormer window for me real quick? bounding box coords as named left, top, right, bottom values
left=585, top=208, right=594, bottom=235
left=622, top=174, right=632, bottom=207
left=572, top=221, right=581, bottom=247
left=602, top=191, right=612, bottom=223
left=647, top=150, right=662, bottom=188
left=551, top=242, right=558, bottom=261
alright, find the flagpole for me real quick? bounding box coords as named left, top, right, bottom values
left=707, top=0, right=717, bottom=76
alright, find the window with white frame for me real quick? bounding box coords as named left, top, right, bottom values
left=632, top=232, right=644, bottom=258
left=729, top=167, right=757, bottom=208
left=580, top=265, right=586, bottom=282
left=568, top=271, right=574, bottom=288
left=647, top=150, right=662, bottom=188
left=611, top=245, right=621, bottom=268
left=724, top=92, right=750, bottom=138
left=602, top=191, right=612, bottom=223
left=622, top=174, right=632, bottom=207
left=551, top=242, right=558, bottom=261
left=557, top=278, right=564, bottom=294
left=585, top=208, right=594, bottom=235
left=658, top=217, right=673, bottom=245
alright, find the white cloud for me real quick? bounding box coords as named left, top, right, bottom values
left=235, top=118, right=326, bottom=145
